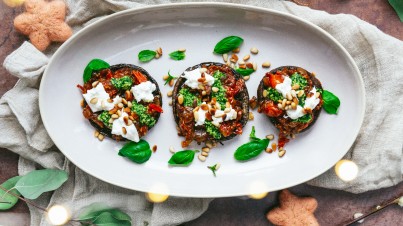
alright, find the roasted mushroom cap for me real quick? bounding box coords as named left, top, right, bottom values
left=257, top=66, right=323, bottom=137
left=82, top=64, right=162, bottom=141
left=172, top=62, right=249, bottom=146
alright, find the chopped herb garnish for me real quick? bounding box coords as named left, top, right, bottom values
left=169, top=51, right=185, bottom=60
left=205, top=121, right=222, bottom=140
left=211, top=71, right=227, bottom=110
left=138, top=50, right=157, bottom=62
left=293, top=114, right=312, bottom=123
left=267, top=87, right=283, bottom=102
left=98, top=111, right=112, bottom=128
left=179, top=88, right=200, bottom=107
left=207, top=164, right=220, bottom=177
left=131, top=102, right=156, bottom=127
left=111, top=76, right=133, bottom=90
left=164, top=71, right=177, bottom=85
left=298, top=93, right=306, bottom=106
left=291, top=72, right=307, bottom=90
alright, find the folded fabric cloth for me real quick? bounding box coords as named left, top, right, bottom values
left=1, top=1, right=402, bottom=225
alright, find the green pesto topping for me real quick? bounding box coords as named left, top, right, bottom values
left=211, top=71, right=227, bottom=110
left=298, top=93, right=306, bottom=107
left=205, top=121, right=222, bottom=140
left=267, top=87, right=283, bottom=102
left=291, top=72, right=307, bottom=90
left=111, top=76, right=133, bottom=90
left=131, top=102, right=156, bottom=127
left=293, top=113, right=312, bottom=123
left=98, top=111, right=112, bottom=128
left=179, top=88, right=200, bottom=107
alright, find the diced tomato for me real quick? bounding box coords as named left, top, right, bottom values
left=76, top=84, right=86, bottom=93
left=278, top=136, right=290, bottom=148
left=263, top=101, right=283, bottom=117
left=269, top=72, right=284, bottom=88
left=132, top=70, right=147, bottom=83
left=148, top=104, right=163, bottom=113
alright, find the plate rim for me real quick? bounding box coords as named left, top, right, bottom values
left=39, top=2, right=366, bottom=197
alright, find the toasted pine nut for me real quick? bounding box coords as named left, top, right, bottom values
left=271, top=142, right=277, bottom=151
left=108, top=118, right=114, bottom=124
left=201, top=151, right=209, bottom=157
left=212, top=87, right=219, bottom=93
left=215, top=163, right=221, bottom=170
left=155, top=53, right=160, bottom=59
left=230, top=54, right=238, bottom=63
left=226, top=102, right=231, bottom=108
left=178, top=95, right=184, bottom=105
left=122, top=98, right=128, bottom=105
left=117, top=103, right=124, bottom=108
left=127, top=101, right=132, bottom=108
left=291, top=134, right=296, bottom=139
left=206, top=141, right=214, bottom=149
left=202, top=147, right=210, bottom=153
left=315, top=92, right=320, bottom=98
left=123, top=116, right=129, bottom=125
left=127, top=120, right=133, bottom=126
left=250, top=47, right=259, bottom=54
left=90, top=97, right=98, bottom=104
left=178, top=48, right=186, bottom=52
left=238, top=60, right=245, bottom=65
left=169, top=79, right=174, bottom=86
left=293, top=98, right=299, bottom=105
left=169, top=146, right=176, bottom=153
left=278, top=149, right=286, bottom=157
left=243, top=54, right=250, bottom=61
left=117, top=110, right=122, bottom=117
left=286, top=92, right=292, bottom=101
left=169, top=100, right=173, bottom=106
left=243, top=76, right=250, bottom=81
left=156, top=47, right=163, bottom=55
left=282, top=99, right=287, bottom=106
left=202, top=91, right=207, bottom=96
left=232, top=47, right=240, bottom=53
left=98, top=134, right=104, bottom=141
left=291, top=90, right=297, bottom=97
left=239, top=64, right=246, bottom=69
left=94, top=130, right=100, bottom=137
left=92, top=81, right=99, bottom=87
left=265, top=148, right=273, bottom=153
left=253, top=62, right=257, bottom=71
left=298, top=90, right=304, bottom=97
left=266, top=134, right=274, bottom=140
left=222, top=53, right=228, bottom=62
left=122, top=127, right=127, bottom=135
left=262, top=61, right=271, bottom=68
left=291, top=102, right=297, bottom=110
left=246, top=62, right=253, bottom=69
left=80, top=99, right=85, bottom=107
left=249, top=112, right=254, bottom=120
left=111, top=114, right=119, bottom=119
left=167, top=90, right=173, bottom=97
left=292, top=84, right=300, bottom=90
left=109, top=108, right=117, bottom=114
left=193, top=111, right=199, bottom=121
left=278, top=103, right=283, bottom=109
left=286, top=100, right=291, bottom=105
left=198, top=154, right=206, bottom=162
left=163, top=74, right=169, bottom=80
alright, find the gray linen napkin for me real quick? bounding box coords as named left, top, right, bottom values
left=1, top=0, right=402, bottom=225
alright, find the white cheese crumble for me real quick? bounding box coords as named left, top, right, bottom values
left=286, top=87, right=320, bottom=120
left=275, top=76, right=292, bottom=98
left=182, top=68, right=215, bottom=89
left=195, top=105, right=208, bottom=126
left=111, top=111, right=139, bottom=142
left=131, top=81, right=156, bottom=103
left=83, top=83, right=114, bottom=112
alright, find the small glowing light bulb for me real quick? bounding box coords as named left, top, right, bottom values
left=3, top=0, right=25, bottom=7
left=248, top=180, right=268, bottom=199
left=335, top=159, right=358, bottom=181
left=47, top=205, right=70, bottom=225
left=248, top=192, right=268, bottom=200
left=146, top=193, right=169, bottom=203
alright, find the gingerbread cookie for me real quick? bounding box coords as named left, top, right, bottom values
left=267, top=190, right=319, bottom=226
left=14, top=0, right=72, bottom=51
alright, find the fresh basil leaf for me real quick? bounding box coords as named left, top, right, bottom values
left=207, top=164, right=218, bottom=177
left=0, top=176, right=22, bottom=210
left=234, top=139, right=269, bottom=161
left=322, top=90, right=340, bottom=114
left=168, top=150, right=196, bottom=166
left=213, top=36, right=244, bottom=54
left=249, top=126, right=259, bottom=141
left=138, top=50, right=156, bottom=62
left=118, top=140, right=152, bottom=164
left=83, top=59, right=110, bottom=83
left=389, top=0, right=403, bottom=22
left=169, top=51, right=185, bottom=61
left=164, top=71, right=177, bottom=85
left=235, top=68, right=254, bottom=76
left=78, top=203, right=131, bottom=226
left=14, top=169, right=68, bottom=199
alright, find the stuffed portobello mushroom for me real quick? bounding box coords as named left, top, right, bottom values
left=172, top=62, right=249, bottom=148
left=257, top=66, right=323, bottom=148
left=78, top=64, right=163, bottom=142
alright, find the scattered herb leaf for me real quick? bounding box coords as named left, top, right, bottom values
left=14, top=169, right=68, bottom=199
left=118, top=140, right=152, bottom=164
left=83, top=59, right=110, bottom=83
left=249, top=126, right=259, bottom=141
left=213, top=36, right=244, bottom=54
left=138, top=50, right=156, bottom=62
left=168, top=150, right=196, bottom=166
left=236, top=68, right=254, bottom=76
left=207, top=164, right=219, bottom=177
left=0, top=176, right=22, bottom=210
left=164, top=71, right=177, bottom=85
left=322, top=90, right=340, bottom=114
left=169, top=51, right=185, bottom=60
left=234, top=127, right=270, bottom=161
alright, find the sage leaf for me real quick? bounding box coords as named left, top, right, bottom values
left=168, top=150, right=196, bottom=166
left=83, top=59, right=110, bottom=83
left=235, top=68, right=254, bottom=76
left=0, top=176, right=22, bottom=210
left=234, top=139, right=270, bottom=161
left=14, top=169, right=68, bottom=199
left=118, top=140, right=152, bottom=164
left=322, top=90, right=340, bottom=114
left=213, top=36, right=244, bottom=54
left=389, top=0, right=403, bottom=22
left=78, top=203, right=131, bottom=226
left=169, top=51, right=185, bottom=61
left=138, top=50, right=156, bottom=62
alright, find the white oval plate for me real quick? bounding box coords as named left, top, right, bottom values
left=40, top=3, right=365, bottom=197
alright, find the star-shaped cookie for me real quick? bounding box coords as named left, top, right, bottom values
left=14, top=0, right=72, bottom=51
left=267, top=189, right=319, bottom=226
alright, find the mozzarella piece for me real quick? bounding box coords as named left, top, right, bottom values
left=182, top=69, right=215, bottom=89
left=111, top=111, right=139, bottom=142
left=83, top=83, right=114, bottom=112
left=131, top=81, right=156, bottom=103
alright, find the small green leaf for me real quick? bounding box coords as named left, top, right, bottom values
left=83, top=59, right=110, bottom=83
left=14, top=169, right=68, bottom=199
left=169, top=51, right=185, bottom=61
left=322, top=90, right=340, bottom=114
left=213, top=36, right=244, bottom=54
left=92, top=211, right=131, bottom=226
left=235, top=68, right=255, bottom=76
left=164, top=71, right=177, bottom=85
left=168, top=150, right=196, bottom=166
left=234, top=139, right=270, bottom=161
left=389, top=0, right=403, bottom=22
left=0, top=176, right=22, bottom=210
left=249, top=126, right=259, bottom=141
left=207, top=164, right=219, bottom=177
left=138, top=50, right=156, bottom=62
left=118, top=140, right=152, bottom=164
left=78, top=203, right=131, bottom=226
